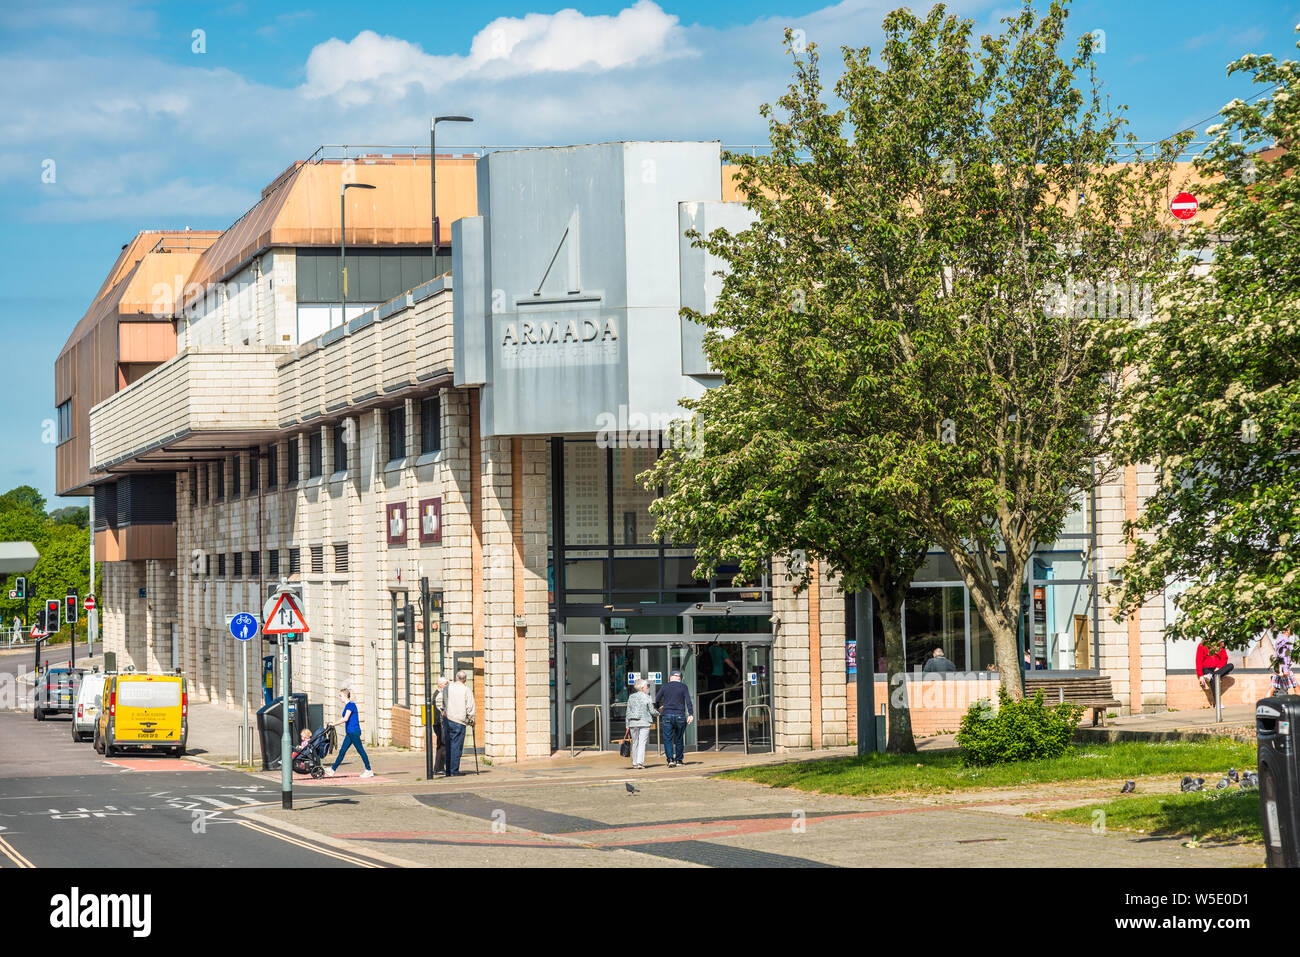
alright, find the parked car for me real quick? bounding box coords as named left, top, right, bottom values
left=33, top=666, right=81, bottom=721
left=72, top=672, right=110, bottom=742
left=95, top=673, right=188, bottom=757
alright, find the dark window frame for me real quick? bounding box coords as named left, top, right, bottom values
left=388, top=406, right=406, bottom=462
left=420, top=394, right=441, bottom=455
left=308, top=432, right=323, bottom=478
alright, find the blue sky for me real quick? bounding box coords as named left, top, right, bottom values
left=1, top=0, right=1296, bottom=506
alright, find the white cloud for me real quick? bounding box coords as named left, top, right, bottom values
left=301, top=1, right=694, bottom=105
left=2, top=0, right=1001, bottom=229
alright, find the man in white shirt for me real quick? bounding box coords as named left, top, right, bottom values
left=436, top=671, right=475, bottom=776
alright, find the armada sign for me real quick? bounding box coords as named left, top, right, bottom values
left=500, top=315, right=619, bottom=347
left=499, top=314, right=620, bottom=369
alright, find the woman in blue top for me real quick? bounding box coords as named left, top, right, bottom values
left=326, top=688, right=373, bottom=778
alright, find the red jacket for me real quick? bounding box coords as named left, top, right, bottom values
left=1196, top=643, right=1228, bottom=677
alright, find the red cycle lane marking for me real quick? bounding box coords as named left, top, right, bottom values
left=103, top=759, right=215, bottom=772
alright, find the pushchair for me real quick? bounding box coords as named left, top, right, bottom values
left=292, top=725, right=337, bottom=778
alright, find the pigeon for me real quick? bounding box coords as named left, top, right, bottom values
left=1228, top=768, right=1240, bottom=783
left=1241, top=772, right=1259, bottom=791
left=1181, top=776, right=1204, bottom=793
left=1215, top=777, right=1231, bottom=790
left=1120, top=780, right=1136, bottom=793
left=625, top=782, right=639, bottom=795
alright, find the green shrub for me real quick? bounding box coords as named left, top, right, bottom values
left=956, top=688, right=1083, bottom=766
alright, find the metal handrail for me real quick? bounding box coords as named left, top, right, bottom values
left=709, top=679, right=746, bottom=726
left=743, top=704, right=773, bottom=753
left=569, top=703, right=603, bottom=757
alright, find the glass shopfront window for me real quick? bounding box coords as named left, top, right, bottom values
left=904, top=586, right=968, bottom=671
left=554, top=439, right=768, bottom=611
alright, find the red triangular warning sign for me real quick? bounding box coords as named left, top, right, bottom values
left=263, top=593, right=309, bottom=634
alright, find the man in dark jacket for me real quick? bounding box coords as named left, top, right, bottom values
left=654, top=670, right=695, bottom=768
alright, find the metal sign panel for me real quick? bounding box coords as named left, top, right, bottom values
left=453, top=142, right=724, bottom=438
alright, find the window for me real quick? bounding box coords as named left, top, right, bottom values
left=231, top=456, right=241, bottom=498
left=308, top=433, right=323, bottom=478
left=334, top=543, right=349, bottom=574
left=249, top=551, right=261, bottom=576
left=287, top=438, right=300, bottom=484
left=333, top=423, right=349, bottom=474
left=214, top=461, right=224, bottom=501
left=217, top=553, right=227, bottom=577
left=289, top=548, right=301, bottom=575
left=248, top=453, right=259, bottom=493
left=269, top=550, right=280, bottom=577
left=56, top=401, right=72, bottom=444
left=233, top=552, right=243, bottom=577
left=190, top=468, right=198, bottom=505
left=420, top=395, right=441, bottom=454
left=388, top=406, right=406, bottom=461
left=266, top=445, right=279, bottom=489
left=310, top=545, right=324, bottom=575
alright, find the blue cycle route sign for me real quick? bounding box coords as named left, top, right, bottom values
left=230, top=612, right=259, bottom=641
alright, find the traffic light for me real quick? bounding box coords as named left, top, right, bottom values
left=14, top=577, right=25, bottom=600
left=65, top=589, right=78, bottom=624
left=45, top=599, right=60, bottom=633
left=34, top=607, right=46, bottom=634
left=402, top=603, right=415, bottom=642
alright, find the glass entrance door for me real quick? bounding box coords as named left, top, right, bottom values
left=743, top=643, right=774, bottom=752
left=695, top=640, right=747, bottom=750
left=606, top=643, right=671, bottom=749
left=564, top=641, right=602, bottom=751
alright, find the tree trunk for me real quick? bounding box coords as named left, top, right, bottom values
left=875, top=592, right=917, bottom=753
left=965, top=580, right=1025, bottom=701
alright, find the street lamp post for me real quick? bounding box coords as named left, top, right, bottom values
left=430, top=115, right=473, bottom=267
left=339, top=181, right=376, bottom=327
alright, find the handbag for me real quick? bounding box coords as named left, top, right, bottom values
left=619, top=729, right=632, bottom=758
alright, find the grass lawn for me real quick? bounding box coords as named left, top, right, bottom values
left=720, top=738, right=1257, bottom=797
left=1040, top=790, right=1262, bottom=844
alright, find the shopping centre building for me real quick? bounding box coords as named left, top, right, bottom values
left=53, top=140, right=1267, bottom=761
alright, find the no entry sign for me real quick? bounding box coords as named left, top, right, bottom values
left=83, top=595, right=95, bottom=611
left=1170, top=192, right=1199, bottom=220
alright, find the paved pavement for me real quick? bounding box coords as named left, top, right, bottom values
left=1082, top=704, right=1259, bottom=742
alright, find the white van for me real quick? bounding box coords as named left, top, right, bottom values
left=72, top=672, right=110, bottom=742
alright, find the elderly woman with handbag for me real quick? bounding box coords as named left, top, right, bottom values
left=624, top=678, right=658, bottom=770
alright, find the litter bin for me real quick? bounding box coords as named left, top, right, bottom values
left=256, top=693, right=310, bottom=771
left=1258, top=696, right=1300, bottom=867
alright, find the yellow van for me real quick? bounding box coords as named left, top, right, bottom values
left=94, top=673, right=188, bottom=758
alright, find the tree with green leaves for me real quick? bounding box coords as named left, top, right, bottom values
left=0, top=485, right=95, bottom=642
left=880, top=0, right=1189, bottom=698
left=1113, top=41, right=1300, bottom=649
left=647, top=0, right=1190, bottom=716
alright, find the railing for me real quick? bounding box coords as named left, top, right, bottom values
left=744, top=703, right=773, bottom=754
left=708, top=679, right=746, bottom=729
left=569, top=704, right=603, bottom=757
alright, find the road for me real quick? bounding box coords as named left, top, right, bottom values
left=0, top=709, right=389, bottom=868
left=0, top=642, right=77, bottom=680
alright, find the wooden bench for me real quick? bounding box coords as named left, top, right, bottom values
left=1024, top=675, right=1122, bottom=727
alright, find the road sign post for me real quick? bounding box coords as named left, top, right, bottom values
left=84, top=595, right=96, bottom=659
left=230, top=612, right=259, bottom=766
left=263, top=582, right=309, bottom=809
